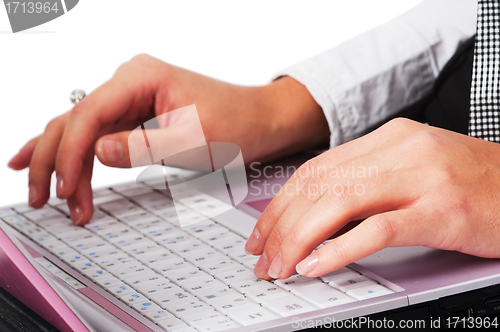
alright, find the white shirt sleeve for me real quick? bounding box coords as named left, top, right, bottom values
left=275, top=0, right=477, bottom=148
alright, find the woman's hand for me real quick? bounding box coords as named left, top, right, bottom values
left=8, top=54, right=329, bottom=225
left=245, top=118, right=500, bottom=279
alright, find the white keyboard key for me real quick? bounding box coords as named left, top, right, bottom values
left=194, top=315, right=240, bottom=331
left=83, top=268, right=112, bottom=282
left=261, top=295, right=317, bottom=317
left=132, top=300, right=162, bottom=314
left=157, top=317, right=189, bottom=332
left=61, top=253, right=90, bottom=266
left=166, top=239, right=209, bottom=255
left=319, top=267, right=359, bottom=283
left=274, top=274, right=323, bottom=291
left=182, top=311, right=222, bottom=325
left=242, top=256, right=259, bottom=270
left=72, top=261, right=100, bottom=273
left=231, top=278, right=271, bottom=294
left=291, top=283, right=356, bottom=308
left=52, top=247, right=78, bottom=259
left=40, top=239, right=68, bottom=252
left=124, top=272, right=163, bottom=286
left=328, top=275, right=377, bottom=292
left=150, top=290, right=195, bottom=308
left=85, top=248, right=127, bottom=261
left=210, top=293, right=254, bottom=314
left=151, top=262, right=194, bottom=277
left=96, top=276, right=122, bottom=289
left=24, top=207, right=65, bottom=222
left=156, top=232, right=192, bottom=246
left=168, top=269, right=213, bottom=286
left=136, top=280, right=178, bottom=297
left=12, top=204, right=34, bottom=213
left=31, top=232, right=58, bottom=244
left=93, top=193, right=124, bottom=205
left=2, top=214, right=27, bottom=224
left=227, top=304, right=279, bottom=326
left=120, top=187, right=153, bottom=197
left=169, top=327, right=197, bottom=332
left=133, top=193, right=174, bottom=211
left=108, top=284, right=136, bottom=297
left=227, top=248, right=251, bottom=263
left=196, top=286, right=234, bottom=304
left=214, top=267, right=255, bottom=285
left=245, top=284, right=289, bottom=303
left=120, top=292, right=149, bottom=306
left=183, top=278, right=227, bottom=295
left=145, top=309, right=175, bottom=323
left=37, top=217, right=72, bottom=229
left=122, top=216, right=161, bottom=229
left=137, top=250, right=173, bottom=267
left=182, top=249, right=226, bottom=266
left=198, top=259, right=239, bottom=275
left=346, top=284, right=394, bottom=300
left=167, top=299, right=212, bottom=318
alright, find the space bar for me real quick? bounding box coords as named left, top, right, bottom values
left=211, top=208, right=257, bottom=239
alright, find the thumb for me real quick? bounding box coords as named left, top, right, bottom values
left=95, top=126, right=210, bottom=169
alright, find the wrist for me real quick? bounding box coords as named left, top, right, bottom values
left=262, top=76, right=330, bottom=152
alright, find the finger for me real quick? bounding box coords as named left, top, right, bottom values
left=253, top=192, right=317, bottom=279
left=265, top=172, right=415, bottom=279
left=28, top=116, right=68, bottom=208
left=55, top=65, right=159, bottom=199
left=295, top=208, right=422, bottom=278
left=95, top=122, right=208, bottom=169
left=66, top=151, right=95, bottom=225
left=8, top=136, right=40, bottom=170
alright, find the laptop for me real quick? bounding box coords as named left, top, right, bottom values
left=3, top=104, right=500, bottom=331
left=2, top=150, right=500, bottom=332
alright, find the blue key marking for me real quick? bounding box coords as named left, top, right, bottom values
left=132, top=294, right=140, bottom=298
left=143, top=302, right=152, bottom=306
left=96, top=270, right=103, bottom=274
left=368, top=290, right=373, bottom=294
left=120, top=286, right=127, bottom=290
left=85, top=263, right=92, bottom=267
left=75, top=256, right=80, bottom=259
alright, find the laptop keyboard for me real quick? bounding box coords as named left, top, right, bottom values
left=0, top=181, right=394, bottom=331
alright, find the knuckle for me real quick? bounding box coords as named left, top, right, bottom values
left=130, top=53, right=154, bottom=65
left=45, top=117, right=61, bottom=132
left=367, top=214, right=395, bottom=245
left=382, top=117, right=414, bottom=131
left=326, top=182, right=355, bottom=209
left=295, top=158, right=328, bottom=202
left=267, top=226, right=287, bottom=251
left=283, top=227, right=303, bottom=250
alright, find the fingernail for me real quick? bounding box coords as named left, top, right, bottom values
left=245, top=228, right=261, bottom=255
left=71, top=206, right=83, bottom=225
left=268, top=252, right=282, bottom=279
left=56, top=175, right=64, bottom=198
left=28, top=184, right=38, bottom=206
left=97, top=139, right=124, bottom=163
left=296, top=254, right=318, bottom=276
left=7, top=158, right=15, bottom=169
left=254, top=252, right=269, bottom=278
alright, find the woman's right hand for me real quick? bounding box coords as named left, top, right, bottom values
left=8, top=54, right=329, bottom=225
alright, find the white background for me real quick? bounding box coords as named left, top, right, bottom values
left=0, top=0, right=421, bottom=207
